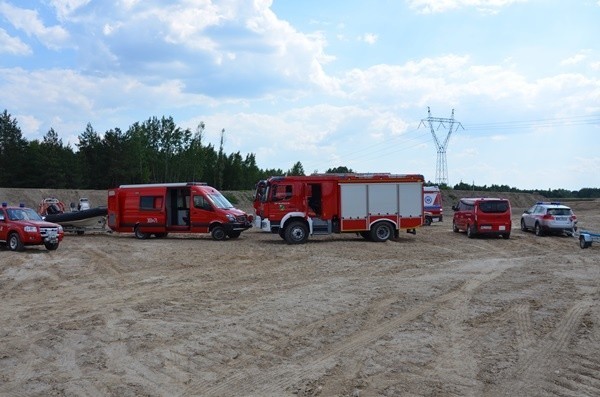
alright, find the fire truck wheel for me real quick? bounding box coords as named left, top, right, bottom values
left=228, top=231, right=241, bottom=239
left=284, top=221, right=308, bottom=244
left=8, top=232, right=24, bottom=251
left=134, top=225, right=149, bottom=240
left=44, top=242, right=59, bottom=250
left=370, top=222, right=393, bottom=242
left=211, top=225, right=227, bottom=241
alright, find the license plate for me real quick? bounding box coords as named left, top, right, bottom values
left=48, top=230, right=57, bottom=238
left=555, top=217, right=567, bottom=221
left=499, top=226, right=506, bottom=231
left=480, top=225, right=492, bottom=230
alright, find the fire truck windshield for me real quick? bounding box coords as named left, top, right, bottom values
left=207, top=193, right=234, bottom=209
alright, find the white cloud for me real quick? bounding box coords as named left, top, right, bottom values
left=560, top=50, right=591, bottom=66
left=0, top=28, right=31, bottom=55
left=359, top=33, right=378, bottom=44
left=0, top=2, right=70, bottom=49
left=407, top=0, right=526, bottom=14
left=49, top=0, right=91, bottom=20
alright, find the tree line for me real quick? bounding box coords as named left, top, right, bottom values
left=2, top=109, right=598, bottom=197
left=0, top=110, right=300, bottom=190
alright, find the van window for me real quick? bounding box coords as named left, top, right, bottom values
left=478, top=201, right=509, bottom=213
left=140, top=196, right=162, bottom=210
left=194, top=195, right=212, bottom=211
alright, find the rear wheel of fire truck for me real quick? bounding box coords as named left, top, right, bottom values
left=8, top=232, right=24, bottom=251
left=44, top=242, right=59, bottom=250
left=211, top=225, right=227, bottom=241
left=228, top=231, right=241, bottom=239
left=534, top=222, right=544, bottom=237
left=370, top=221, right=393, bottom=242
left=284, top=221, right=308, bottom=244
left=134, top=225, right=149, bottom=239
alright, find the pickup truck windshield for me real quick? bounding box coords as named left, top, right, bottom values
left=7, top=208, right=43, bottom=221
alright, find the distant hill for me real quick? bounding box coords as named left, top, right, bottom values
left=2, top=187, right=546, bottom=214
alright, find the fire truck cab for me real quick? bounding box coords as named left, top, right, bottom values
left=253, top=173, right=424, bottom=244
left=107, top=182, right=252, bottom=240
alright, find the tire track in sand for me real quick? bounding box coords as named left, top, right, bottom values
left=182, top=261, right=513, bottom=396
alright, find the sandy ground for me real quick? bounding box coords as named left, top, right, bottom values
left=1, top=199, right=599, bottom=396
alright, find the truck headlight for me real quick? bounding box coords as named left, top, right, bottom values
left=226, top=214, right=236, bottom=222
left=24, top=226, right=37, bottom=233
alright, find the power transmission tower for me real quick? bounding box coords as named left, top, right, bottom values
left=419, top=107, right=463, bottom=186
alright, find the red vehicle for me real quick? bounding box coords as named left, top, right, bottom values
left=423, top=186, right=443, bottom=225
left=0, top=202, right=64, bottom=251
left=452, top=197, right=512, bottom=239
left=107, top=182, right=252, bottom=240
left=253, top=173, right=424, bottom=244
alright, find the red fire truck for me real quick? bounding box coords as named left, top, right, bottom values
left=107, top=182, right=252, bottom=240
left=253, top=173, right=424, bottom=244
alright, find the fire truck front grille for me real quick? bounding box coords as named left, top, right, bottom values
left=40, top=227, right=60, bottom=237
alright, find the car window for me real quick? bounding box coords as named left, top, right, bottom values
left=478, top=201, right=509, bottom=213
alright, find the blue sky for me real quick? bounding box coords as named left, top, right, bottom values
left=1, top=0, right=599, bottom=190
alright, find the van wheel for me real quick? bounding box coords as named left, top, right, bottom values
left=211, top=225, right=227, bottom=241
left=284, top=221, right=308, bottom=244
left=452, top=221, right=459, bottom=233
left=8, top=233, right=24, bottom=251
left=44, top=242, right=59, bottom=250
left=520, top=219, right=527, bottom=232
left=534, top=223, right=544, bottom=236
left=424, top=216, right=432, bottom=226
left=370, top=222, right=393, bottom=242
left=466, top=224, right=475, bottom=238
left=134, top=225, right=149, bottom=240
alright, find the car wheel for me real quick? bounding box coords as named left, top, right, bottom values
left=452, top=221, right=459, bottom=233
left=8, top=233, right=24, bottom=251
left=534, top=222, right=544, bottom=237
left=466, top=224, right=475, bottom=238
left=211, top=225, right=227, bottom=241
left=370, top=222, right=394, bottom=242
left=520, top=219, right=527, bottom=232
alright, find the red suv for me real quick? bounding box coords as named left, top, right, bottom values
left=0, top=203, right=64, bottom=251
left=452, top=198, right=512, bottom=239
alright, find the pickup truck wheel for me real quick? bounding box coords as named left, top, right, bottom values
left=8, top=233, right=24, bottom=251
left=534, top=222, right=544, bottom=237
left=370, top=222, right=393, bottom=242
left=284, top=221, right=308, bottom=244
left=134, top=225, right=149, bottom=240
left=211, top=225, right=227, bottom=241
left=44, top=242, right=59, bottom=250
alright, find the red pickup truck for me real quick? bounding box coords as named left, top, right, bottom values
left=0, top=203, right=64, bottom=251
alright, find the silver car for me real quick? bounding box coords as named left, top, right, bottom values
left=520, top=202, right=577, bottom=236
